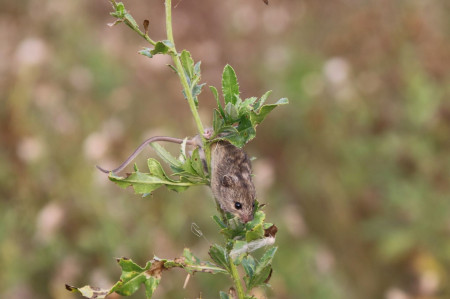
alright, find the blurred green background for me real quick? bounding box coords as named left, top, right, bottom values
left=1, top=0, right=450, bottom=298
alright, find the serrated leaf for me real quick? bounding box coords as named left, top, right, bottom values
left=147, top=158, right=172, bottom=180
left=211, top=86, right=225, bottom=118
left=225, top=102, right=239, bottom=121
left=180, top=50, right=195, bottom=80
left=150, top=143, right=183, bottom=169
left=240, top=97, right=258, bottom=116
left=108, top=159, right=199, bottom=194
left=213, top=109, right=225, bottom=136
left=246, top=223, right=265, bottom=242
left=250, top=98, right=289, bottom=126
left=67, top=250, right=228, bottom=299
left=254, top=90, right=272, bottom=111
left=192, top=83, right=205, bottom=97
left=242, top=255, right=256, bottom=280
left=258, top=247, right=277, bottom=271
left=246, top=211, right=266, bottom=231
left=113, top=259, right=155, bottom=297
left=194, top=61, right=202, bottom=76
left=222, top=65, right=239, bottom=105
left=209, top=244, right=230, bottom=272
left=124, top=13, right=139, bottom=29
left=109, top=172, right=163, bottom=193
left=181, top=155, right=197, bottom=176
left=190, top=148, right=205, bottom=177
left=247, top=265, right=272, bottom=290
left=244, top=247, right=277, bottom=290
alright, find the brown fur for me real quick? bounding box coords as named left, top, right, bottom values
left=210, top=141, right=256, bottom=223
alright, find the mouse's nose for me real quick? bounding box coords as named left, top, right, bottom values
left=241, top=214, right=254, bottom=223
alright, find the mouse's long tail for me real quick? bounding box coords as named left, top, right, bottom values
left=96, top=136, right=195, bottom=174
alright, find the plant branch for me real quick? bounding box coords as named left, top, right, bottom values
left=109, top=0, right=157, bottom=45
left=164, top=0, right=206, bottom=143
left=229, top=258, right=246, bottom=299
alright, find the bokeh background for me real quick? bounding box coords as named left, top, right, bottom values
left=1, top=0, right=450, bottom=298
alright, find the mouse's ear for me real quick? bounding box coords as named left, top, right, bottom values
left=221, top=175, right=235, bottom=187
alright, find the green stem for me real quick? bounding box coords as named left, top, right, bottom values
left=164, top=0, right=205, bottom=142
left=109, top=0, right=156, bottom=45
left=229, top=259, right=246, bottom=299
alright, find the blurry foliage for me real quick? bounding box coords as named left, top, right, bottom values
left=1, top=0, right=450, bottom=299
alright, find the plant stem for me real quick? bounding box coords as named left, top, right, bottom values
left=164, top=0, right=206, bottom=143
left=109, top=0, right=156, bottom=46
left=229, top=258, right=246, bottom=299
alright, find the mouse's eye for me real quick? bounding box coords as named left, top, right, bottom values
left=252, top=202, right=256, bottom=208
left=234, top=202, right=242, bottom=210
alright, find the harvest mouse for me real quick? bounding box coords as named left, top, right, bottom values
left=97, top=130, right=256, bottom=223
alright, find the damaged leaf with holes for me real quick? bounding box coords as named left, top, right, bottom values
left=67, top=249, right=228, bottom=299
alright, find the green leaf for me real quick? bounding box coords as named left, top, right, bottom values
left=212, top=215, right=227, bottom=229
left=112, top=258, right=157, bottom=297
left=222, top=65, right=240, bottom=105
left=67, top=250, right=228, bottom=299
left=242, top=255, right=256, bottom=281
left=108, top=159, right=199, bottom=194
left=246, top=223, right=265, bottom=242
left=258, top=247, right=277, bottom=270
left=194, top=61, right=202, bottom=76
left=239, top=97, right=258, bottom=116
left=124, top=13, right=139, bottom=29
left=213, top=109, right=225, bottom=135
left=139, top=48, right=153, bottom=58
left=208, top=244, right=230, bottom=272
left=190, top=148, right=205, bottom=177
left=181, top=248, right=228, bottom=275
left=180, top=50, right=195, bottom=80
left=220, top=291, right=231, bottom=299
left=150, top=143, right=183, bottom=169
left=211, top=86, right=225, bottom=118
left=244, top=211, right=266, bottom=242
left=109, top=172, right=163, bottom=194
left=244, top=247, right=277, bottom=290
left=254, top=90, right=272, bottom=111
left=247, top=265, right=272, bottom=290
left=65, top=285, right=110, bottom=299
left=110, top=2, right=126, bottom=18
left=225, top=102, right=239, bottom=121
left=192, top=82, right=205, bottom=99
left=150, top=40, right=171, bottom=56
left=250, top=98, right=289, bottom=126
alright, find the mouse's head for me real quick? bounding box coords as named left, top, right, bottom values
left=216, top=173, right=256, bottom=223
